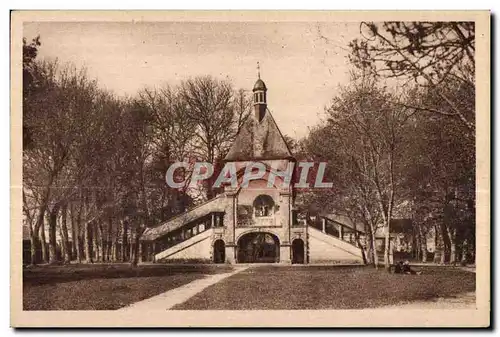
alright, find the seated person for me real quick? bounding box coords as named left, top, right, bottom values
left=393, top=260, right=404, bottom=274
left=393, top=260, right=422, bottom=275
left=402, top=260, right=422, bottom=275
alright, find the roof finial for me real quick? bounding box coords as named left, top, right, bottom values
left=257, top=61, right=261, bottom=79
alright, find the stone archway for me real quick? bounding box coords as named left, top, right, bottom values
left=253, top=194, right=275, bottom=217
left=213, top=239, right=225, bottom=264
left=237, top=232, right=280, bottom=263
left=291, top=239, right=305, bottom=264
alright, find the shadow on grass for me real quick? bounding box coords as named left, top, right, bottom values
left=23, top=263, right=235, bottom=310
left=23, top=263, right=233, bottom=286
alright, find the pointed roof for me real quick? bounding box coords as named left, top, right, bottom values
left=224, top=108, right=294, bottom=162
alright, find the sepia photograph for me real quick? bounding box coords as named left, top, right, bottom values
left=10, top=10, right=490, bottom=327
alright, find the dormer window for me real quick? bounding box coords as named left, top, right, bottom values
left=253, top=195, right=274, bottom=218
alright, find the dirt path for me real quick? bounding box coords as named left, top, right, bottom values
left=118, top=266, right=249, bottom=311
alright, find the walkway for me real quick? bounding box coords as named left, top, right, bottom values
left=118, top=265, right=249, bottom=311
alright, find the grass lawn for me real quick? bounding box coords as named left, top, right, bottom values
left=23, top=263, right=233, bottom=310
left=173, top=265, right=476, bottom=310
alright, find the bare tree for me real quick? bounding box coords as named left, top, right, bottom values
left=349, top=22, right=475, bottom=133
left=179, top=76, right=249, bottom=199
left=307, top=73, right=412, bottom=271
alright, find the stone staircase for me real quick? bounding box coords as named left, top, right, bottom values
left=306, top=216, right=365, bottom=264
left=140, top=195, right=228, bottom=262
left=154, top=228, right=214, bottom=262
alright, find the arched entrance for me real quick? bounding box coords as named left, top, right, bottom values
left=213, top=239, right=225, bottom=264
left=237, top=232, right=280, bottom=263
left=291, top=239, right=305, bottom=264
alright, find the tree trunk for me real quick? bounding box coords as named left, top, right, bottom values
left=438, top=223, right=449, bottom=264
left=112, top=241, right=118, bottom=262
left=69, top=203, right=77, bottom=259
left=450, top=241, right=456, bottom=264
left=92, top=221, right=99, bottom=262
left=74, top=204, right=83, bottom=263
left=364, top=227, right=373, bottom=265
left=129, top=233, right=134, bottom=263
left=363, top=206, right=378, bottom=268
left=439, top=224, right=447, bottom=264
left=421, top=238, right=428, bottom=263
left=413, top=228, right=419, bottom=260
left=433, top=224, right=442, bottom=263
left=111, top=222, right=118, bottom=262
left=384, top=221, right=391, bottom=272
left=106, top=217, right=112, bottom=262
left=84, top=221, right=93, bottom=263
left=121, top=220, right=128, bottom=262
left=446, top=227, right=457, bottom=265
left=29, top=231, right=38, bottom=266
left=97, top=221, right=104, bottom=263
left=440, top=247, right=446, bottom=264
left=461, top=239, right=468, bottom=265
left=152, top=242, right=157, bottom=262
left=366, top=242, right=373, bottom=265
left=130, top=226, right=145, bottom=267
left=130, top=228, right=137, bottom=267
left=39, top=221, right=48, bottom=263
left=31, top=196, right=49, bottom=265
left=371, top=229, right=379, bottom=269
left=413, top=224, right=420, bottom=260
left=60, top=204, right=71, bottom=263
left=27, top=209, right=38, bottom=266
left=48, top=205, right=60, bottom=264
left=418, top=225, right=427, bottom=263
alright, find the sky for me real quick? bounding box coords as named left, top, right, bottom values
left=24, top=21, right=361, bottom=139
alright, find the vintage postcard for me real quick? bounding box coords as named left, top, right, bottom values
left=11, top=10, right=490, bottom=327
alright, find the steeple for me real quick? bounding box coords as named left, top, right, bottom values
left=253, top=62, right=267, bottom=122
left=224, top=66, right=293, bottom=162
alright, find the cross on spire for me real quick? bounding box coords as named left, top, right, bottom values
left=257, top=61, right=261, bottom=79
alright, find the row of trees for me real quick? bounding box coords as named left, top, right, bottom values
left=22, top=36, right=252, bottom=265
left=301, top=22, right=475, bottom=270
left=23, top=22, right=476, bottom=270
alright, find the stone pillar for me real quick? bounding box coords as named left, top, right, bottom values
left=225, top=245, right=236, bottom=264
left=224, top=191, right=237, bottom=263
left=339, top=224, right=344, bottom=240
left=279, top=190, right=292, bottom=246
left=280, top=244, right=291, bottom=264
left=224, top=191, right=237, bottom=244
left=322, top=218, right=326, bottom=233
